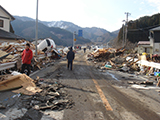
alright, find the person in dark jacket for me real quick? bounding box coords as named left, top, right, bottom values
left=67, top=47, right=75, bottom=70
left=83, top=48, right=86, bottom=53
left=21, top=43, right=33, bottom=76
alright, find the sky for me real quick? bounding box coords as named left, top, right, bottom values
left=0, top=0, right=160, bottom=32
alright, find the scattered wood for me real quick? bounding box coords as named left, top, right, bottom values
left=128, top=59, right=139, bottom=67
left=157, top=79, right=160, bottom=87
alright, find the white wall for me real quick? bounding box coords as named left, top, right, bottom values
left=0, top=8, right=11, bottom=32
left=153, top=43, right=160, bottom=54
left=138, top=45, right=152, bottom=54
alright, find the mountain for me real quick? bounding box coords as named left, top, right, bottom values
left=14, top=16, right=35, bottom=22
left=41, top=20, right=112, bottom=42
left=13, top=16, right=118, bottom=44
left=11, top=17, right=91, bottom=46
left=112, top=29, right=120, bottom=35
left=101, top=32, right=118, bottom=43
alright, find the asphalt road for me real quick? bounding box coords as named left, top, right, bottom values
left=40, top=50, right=160, bottom=120
left=1, top=49, right=160, bottom=120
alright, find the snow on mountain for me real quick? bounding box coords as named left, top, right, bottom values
left=13, top=16, right=118, bottom=42
left=47, top=21, right=68, bottom=29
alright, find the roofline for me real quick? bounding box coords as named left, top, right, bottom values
left=150, top=26, right=160, bottom=31
left=138, top=41, right=150, bottom=45
left=0, top=5, right=15, bottom=21
left=0, top=28, right=25, bottom=40
left=0, top=37, right=23, bottom=40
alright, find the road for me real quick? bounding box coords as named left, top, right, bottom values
left=34, top=49, right=160, bottom=120
left=1, top=49, right=160, bottom=120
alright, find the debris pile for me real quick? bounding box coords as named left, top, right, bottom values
left=0, top=74, right=74, bottom=111
left=0, top=73, right=41, bottom=94
left=0, top=39, right=64, bottom=74
left=21, top=79, right=74, bottom=111
left=87, top=48, right=160, bottom=87
left=127, top=80, right=153, bottom=85
left=88, top=48, right=125, bottom=62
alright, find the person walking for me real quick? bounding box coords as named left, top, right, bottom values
left=21, top=43, right=33, bottom=76
left=67, top=47, right=75, bottom=70
left=83, top=48, right=86, bottom=53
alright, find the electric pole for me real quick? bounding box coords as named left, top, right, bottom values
left=123, top=24, right=125, bottom=48
left=35, top=0, right=39, bottom=56
left=73, top=31, right=76, bottom=48
left=124, top=12, right=131, bottom=47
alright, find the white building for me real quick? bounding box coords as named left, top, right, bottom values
left=0, top=5, right=23, bottom=42
left=149, top=26, right=160, bottom=55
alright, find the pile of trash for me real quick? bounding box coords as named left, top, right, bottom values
left=87, top=48, right=160, bottom=87
left=0, top=38, right=67, bottom=74
left=21, top=78, right=74, bottom=111
left=0, top=73, right=74, bottom=111
left=88, top=48, right=125, bottom=61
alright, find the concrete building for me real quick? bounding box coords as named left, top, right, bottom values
left=149, top=26, right=160, bottom=55
left=137, top=41, right=152, bottom=54
left=137, top=26, right=160, bottom=55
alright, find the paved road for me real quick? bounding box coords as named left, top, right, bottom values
left=1, top=50, right=160, bottom=120
left=43, top=50, right=160, bottom=120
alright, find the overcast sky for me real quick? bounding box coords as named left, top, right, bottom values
left=1, top=0, right=160, bottom=32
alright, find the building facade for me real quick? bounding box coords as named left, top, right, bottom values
left=0, top=5, right=23, bottom=42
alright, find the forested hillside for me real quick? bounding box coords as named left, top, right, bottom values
left=11, top=19, right=91, bottom=46
left=118, top=13, right=160, bottom=43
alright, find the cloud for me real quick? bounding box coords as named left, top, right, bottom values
left=146, top=0, right=160, bottom=11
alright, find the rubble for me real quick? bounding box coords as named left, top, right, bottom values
left=127, top=81, right=153, bottom=85
left=0, top=104, right=6, bottom=109
left=0, top=39, right=66, bottom=75
left=87, top=47, right=160, bottom=87
left=0, top=74, right=74, bottom=112
left=0, top=74, right=42, bottom=95
left=20, top=78, right=74, bottom=111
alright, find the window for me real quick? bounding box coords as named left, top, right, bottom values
left=145, top=48, right=147, bottom=52
left=0, top=20, right=4, bottom=27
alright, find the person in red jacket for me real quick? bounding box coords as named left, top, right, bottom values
left=21, top=43, right=33, bottom=76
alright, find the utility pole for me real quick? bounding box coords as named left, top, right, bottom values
left=35, top=0, right=39, bottom=56
left=73, top=31, right=76, bottom=48
left=123, top=24, right=125, bottom=48
left=124, top=12, right=131, bottom=47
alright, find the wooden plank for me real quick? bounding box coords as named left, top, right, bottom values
left=157, top=79, right=160, bottom=87
left=109, top=60, right=116, bottom=67
left=123, top=54, right=131, bottom=59
left=0, top=75, right=20, bottom=85
left=0, top=74, right=36, bottom=92
left=128, top=59, right=139, bottom=67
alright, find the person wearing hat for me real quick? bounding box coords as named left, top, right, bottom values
left=21, top=43, right=33, bottom=76
left=67, top=47, right=75, bottom=70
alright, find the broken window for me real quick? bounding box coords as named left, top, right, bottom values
left=46, top=39, right=51, bottom=46
left=0, top=20, right=4, bottom=27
